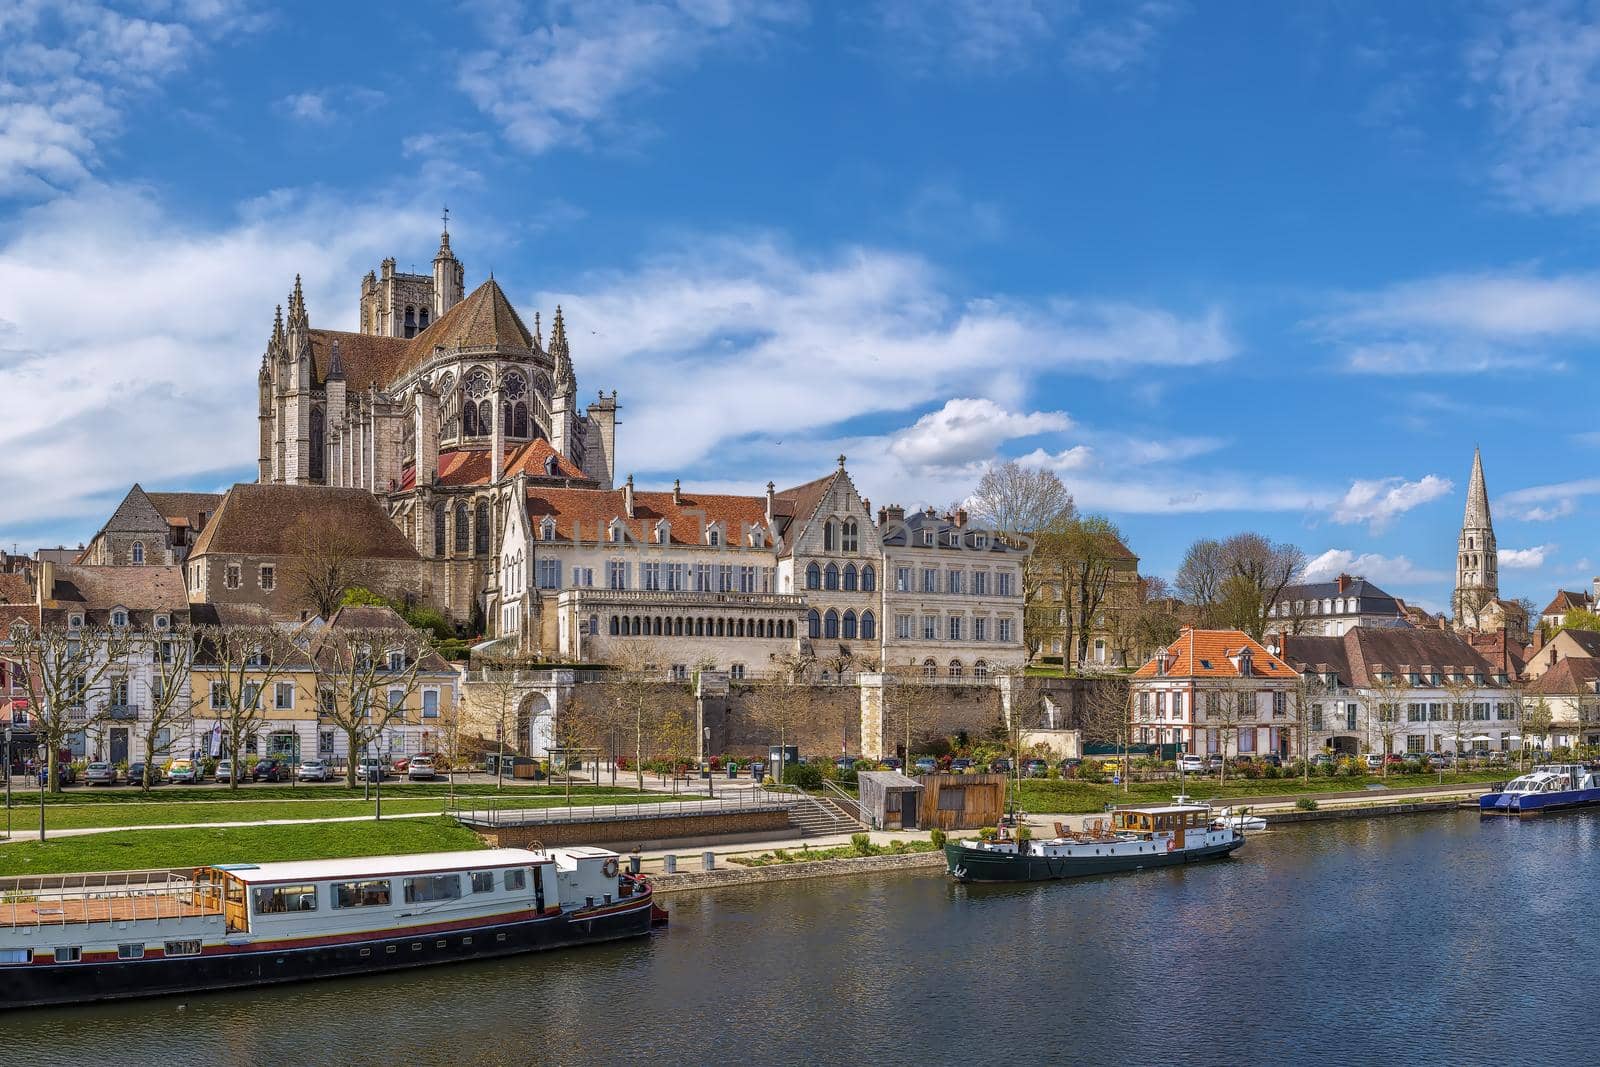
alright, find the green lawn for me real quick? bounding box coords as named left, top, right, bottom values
left=0, top=817, right=485, bottom=876
left=1014, top=769, right=1508, bottom=813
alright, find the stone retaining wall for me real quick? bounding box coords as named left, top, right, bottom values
left=650, top=849, right=946, bottom=894
left=1260, top=799, right=1468, bottom=824
left=478, top=809, right=792, bottom=847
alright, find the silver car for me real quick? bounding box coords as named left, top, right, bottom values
left=297, top=759, right=331, bottom=782
left=85, top=761, right=117, bottom=786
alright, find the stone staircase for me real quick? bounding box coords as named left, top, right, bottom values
left=785, top=794, right=863, bottom=837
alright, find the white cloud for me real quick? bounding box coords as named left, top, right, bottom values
left=542, top=236, right=1235, bottom=475
left=278, top=86, right=385, bottom=125
left=887, top=398, right=1069, bottom=471
left=1330, top=474, right=1453, bottom=532
left=873, top=0, right=1186, bottom=77
left=1499, top=544, right=1555, bottom=569
left=0, top=183, right=438, bottom=543
left=1467, top=3, right=1600, bottom=212
left=0, top=1, right=253, bottom=194
left=1500, top=476, right=1600, bottom=521
left=280, top=91, right=329, bottom=123
left=458, top=0, right=803, bottom=154
left=1301, top=549, right=1449, bottom=588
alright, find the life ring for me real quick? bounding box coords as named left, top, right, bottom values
left=602, top=857, right=620, bottom=879
left=1166, top=838, right=1176, bottom=853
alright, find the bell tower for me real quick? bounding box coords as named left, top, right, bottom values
left=1454, top=446, right=1498, bottom=627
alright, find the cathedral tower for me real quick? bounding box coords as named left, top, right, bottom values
left=1454, top=446, right=1498, bottom=627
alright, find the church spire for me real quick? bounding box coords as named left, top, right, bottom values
left=532, top=311, right=543, bottom=350
left=551, top=305, right=574, bottom=392
left=1463, top=445, right=1491, bottom=530
left=287, top=274, right=308, bottom=329
left=327, top=339, right=345, bottom=380
left=1454, top=445, right=1499, bottom=629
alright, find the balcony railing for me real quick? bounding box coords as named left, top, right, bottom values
left=562, top=589, right=806, bottom=609
left=105, top=704, right=140, bottom=721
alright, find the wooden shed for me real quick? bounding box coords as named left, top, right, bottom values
left=858, top=771, right=924, bottom=830
left=917, top=773, right=1008, bottom=831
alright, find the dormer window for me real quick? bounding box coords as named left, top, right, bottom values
left=748, top=527, right=765, bottom=548
left=69, top=614, right=83, bottom=630
left=539, top=517, right=556, bottom=541
left=154, top=615, right=169, bottom=631
left=387, top=650, right=405, bottom=671
left=974, top=534, right=988, bottom=549
left=655, top=519, right=671, bottom=545
left=706, top=524, right=721, bottom=547
left=111, top=610, right=128, bottom=628
left=607, top=519, right=624, bottom=544
left=920, top=530, right=934, bottom=546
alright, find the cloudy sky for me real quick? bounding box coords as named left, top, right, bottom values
left=2, top=0, right=1598, bottom=614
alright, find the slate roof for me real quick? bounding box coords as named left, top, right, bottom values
left=1279, top=634, right=1352, bottom=685
left=1283, top=627, right=1500, bottom=688
left=523, top=485, right=773, bottom=547
left=190, top=484, right=420, bottom=561
left=1275, top=576, right=1401, bottom=615
left=1556, top=629, right=1600, bottom=657
left=1133, top=629, right=1298, bottom=680
left=42, top=565, right=189, bottom=627
left=880, top=507, right=1028, bottom=555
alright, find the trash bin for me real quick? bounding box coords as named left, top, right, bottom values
left=702, top=851, right=715, bottom=872
left=628, top=854, right=641, bottom=875
left=699, top=762, right=712, bottom=779
left=726, top=764, right=738, bottom=779
left=663, top=854, right=677, bottom=874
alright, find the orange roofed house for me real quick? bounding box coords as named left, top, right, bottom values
left=1131, top=629, right=1301, bottom=758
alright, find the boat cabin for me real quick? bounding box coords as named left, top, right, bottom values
left=1110, top=805, right=1212, bottom=846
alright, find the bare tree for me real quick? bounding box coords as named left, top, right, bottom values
left=1287, top=669, right=1329, bottom=783
left=283, top=512, right=374, bottom=620
left=133, top=626, right=196, bottom=791
left=1079, top=676, right=1132, bottom=791
left=194, top=624, right=299, bottom=791
left=884, top=673, right=941, bottom=769
left=473, top=651, right=545, bottom=789
left=311, top=624, right=433, bottom=787
left=1523, top=696, right=1554, bottom=764
left=1442, top=676, right=1482, bottom=765
left=1041, top=515, right=1130, bottom=669
left=1368, top=674, right=1411, bottom=777
left=1218, top=533, right=1306, bottom=641
left=1174, top=538, right=1226, bottom=618
left=12, top=622, right=136, bottom=796
left=967, top=461, right=1076, bottom=540
left=746, top=670, right=819, bottom=783
left=598, top=642, right=679, bottom=792
left=1453, top=585, right=1495, bottom=633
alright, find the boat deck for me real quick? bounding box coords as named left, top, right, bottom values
left=1, top=891, right=222, bottom=928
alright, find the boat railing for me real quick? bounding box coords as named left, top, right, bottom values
left=448, top=787, right=802, bottom=828
left=0, top=870, right=224, bottom=930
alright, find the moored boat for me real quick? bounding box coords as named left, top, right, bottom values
left=0, top=846, right=662, bottom=1010
left=1479, top=764, right=1600, bottom=815
left=944, top=803, right=1244, bottom=884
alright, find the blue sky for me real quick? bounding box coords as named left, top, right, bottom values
left=2, top=1, right=1599, bottom=614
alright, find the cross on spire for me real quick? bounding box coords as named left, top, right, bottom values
left=441, top=204, right=450, bottom=233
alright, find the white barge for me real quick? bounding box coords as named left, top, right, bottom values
left=0, top=846, right=663, bottom=1010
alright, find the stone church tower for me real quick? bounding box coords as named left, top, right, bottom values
left=1453, top=447, right=1498, bottom=627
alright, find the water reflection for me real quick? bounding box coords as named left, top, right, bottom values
left=5, top=812, right=1595, bottom=1065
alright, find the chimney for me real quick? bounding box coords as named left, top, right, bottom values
left=1336, top=573, right=1351, bottom=594
left=883, top=504, right=905, bottom=524
left=37, top=560, right=53, bottom=605
left=862, top=498, right=870, bottom=521
left=624, top=474, right=635, bottom=518
left=954, top=508, right=968, bottom=528
left=1592, top=576, right=1600, bottom=606
left=672, top=478, right=681, bottom=505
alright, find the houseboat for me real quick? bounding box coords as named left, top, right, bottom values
left=1479, top=764, right=1600, bottom=815
left=944, top=803, right=1244, bottom=883
left=0, top=846, right=663, bottom=1010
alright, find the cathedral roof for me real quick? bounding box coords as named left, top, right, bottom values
left=307, top=330, right=411, bottom=391
left=397, top=278, right=534, bottom=373
left=422, top=441, right=592, bottom=489
left=191, top=484, right=421, bottom=561
left=1463, top=446, right=1492, bottom=530
left=523, top=485, right=773, bottom=547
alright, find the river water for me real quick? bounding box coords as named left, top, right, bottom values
left=5, top=811, right=1594, bottom=1065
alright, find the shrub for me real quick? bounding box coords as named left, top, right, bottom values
left=1264, top=764, right=1282, bottom=779
left=1016, top=824, right=1032, bottom=842
left=850, top=832, right=872, bottom=855
left=1319, top=761, right=1338, bottom=778
left=977, top=827, right=999, bottom=841
left=1340, top=760, right=1362, bottom=778
left=783, top=762, right=823, bottom=789
left=930, top=828, right=947, bottom=849
left=1295, top=798, right=1319, bottom=811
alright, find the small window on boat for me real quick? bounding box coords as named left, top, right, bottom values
left=471, top=871, right=495, bottom=894
left=117, top=944, right=145, bottom=960
left=332, top=879, right=393, bottom=909
left=505, top=869, right=527, bottom=892
left=164, top=940, right=201, bottom=957
left=254, top=885, right=318, bottom=914
left=54, top=946, right=82, bottom=963
left=404, top=874, right=462, bottom=904
left=0, top=948, right=33, bottom=964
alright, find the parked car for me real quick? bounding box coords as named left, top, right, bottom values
left=1382, top=754, right=1406, bottom=768
left=84, top=761, right=118, bottom=786
left=407, top=756, right=437, bottom=781
left=253, top=757, right=293, bottom=782
left=355, top=757, right=387, bottom=782
left=949, top=758, right=974, bottom=775
left=1058, top=758, right=1082, bottom=777
left=391, top=756, right=411, bottom=774
left=1177, top=754, right=1206, bottom=773
left=989, top=758, right=1013, bottom=774
left=1205, top=755, right=1223, bottom=771
left=1364, top=753, right=1385, bottom=771
left=881, top=757, right=903, bottom=771
left=297, top=759, right=332, bottom=782
left=1309, top=753, right=1335, bottom=768
left=166, top=758, right=199, bottom=784
left=1023, top=758, right=1049, bottom=778
left=913, top=757, right=938, bottom=775
left=1257, top=754, right=1283, bottom=767
left=38, top=763, right=77, bottom=787
left=1429, top=752, right=1454, bottom=768
left=833, top=756, right=859, bottom=773
left=125, top=761, right=161, bottom=787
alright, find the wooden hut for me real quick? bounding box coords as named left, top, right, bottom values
left=917, top=772, right=1007, bottom=831
left=858, top=771, right=924, bottom=830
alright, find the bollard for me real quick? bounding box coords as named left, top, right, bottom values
left=663, top=854, right=677, bottom=874
left=628, top=853, right=642, bottom=875
left=702, top=851, right=715, bottom=872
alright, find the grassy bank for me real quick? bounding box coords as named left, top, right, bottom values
left=0, top=817, right=484, bottom=877
left=1015, top=770, right=1506, bottom=813
left=729, top=839, right=938, bottom=867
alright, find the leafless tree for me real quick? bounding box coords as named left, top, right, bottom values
left=12, top=622, right=136, bottom=797
left=598, top=642, right=682, bottom=792
left=967, top=461, right=1076, bottom=540
left=1040, top=515, right=1131, bottom=668
left=473, top=651, right=545, bottom=789
left=283, top=512, right=376, bottom=620
left=1175, top=538, right=1226, bottom=617
left=311, top=624, right=432, bottom=787
left=1368, top=674, right=1411, bottom=777
left=1287, top=668, right=1329, bottom=783
left=194, top=624, right=299, bottom=791
left=884, top=672, right=942, bottom=768
left=746, top=670, right=819, bottom=783
left=1442, top=676, right=1482, bottom=764
left=132, top=626, right=196, bottom=791
left=1218, top=533, right=1306, bottom=641
left=1079, top=676, right=1133, bottom=791
left=1453, top=585, right=1496, bottom=633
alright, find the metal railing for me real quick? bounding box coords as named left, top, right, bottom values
left=449, top=787, right=799, bottom=828
left=819, top=779, right=866, bottom=826
left=0, top=871, right=221, bottom=930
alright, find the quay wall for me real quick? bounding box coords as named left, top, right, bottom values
left=651, top=849, right=946, bottom=894
left=477, top=809, right=792, bottom=848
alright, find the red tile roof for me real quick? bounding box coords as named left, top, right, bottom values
left=1542, top=589, right=1594, bottom=616
left=1132, top=629, right=1298, bottom=679
left=191, top=484, right=420, bottom=561
left=0, top=573, right=31, bottom=605
left=431, top=441, right=589, bottom=488
left=1525, top=657, right=1600, bottom=695
left=524, top=485, right=773, bottom=547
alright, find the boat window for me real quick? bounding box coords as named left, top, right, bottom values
left=117, top=944, right=145, bottom=960
left=404, top=874, right=462, bottom=904
left=164, top=940, right=201, bottom=957
left=472, top=871, right=495, bottom=894
left=0, top=948, right=32, bottom=964
left=254, top=885, right=318, bottom=914
left=332, top=879, right=392, bottom=909
left=506, top=869, right=527, bottom=892
left=54, top=946, right=82, bottom=963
